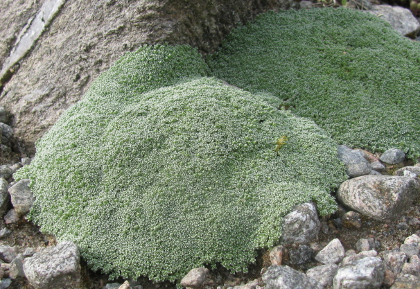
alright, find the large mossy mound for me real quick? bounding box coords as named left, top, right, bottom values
left=208, top=8, right=420, bottom=160
left=16, top=45, right=346, bottom=281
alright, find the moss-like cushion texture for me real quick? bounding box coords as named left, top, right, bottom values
left=16, top=45, right=346, bottom=281
left=208, top=8, right=420, bottom=160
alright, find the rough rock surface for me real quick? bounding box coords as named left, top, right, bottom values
left=337, top=175, right=420, bottom=221
left=0, top=178, right=9, bottom=216
left=381, top=250, right=407, bottom=274
left=366, top=5, right=420, bottom=37
left=315, top=238, right=345, bottom=265
left=281, top=202, right=321, bottom=244
left=180, top=267, right=209, bottom=288
left=379, top=148, right=406, bottom=164
left=0, top=0, right=296, bottom=155
left=395, top=166, right=420, bottom=177
left=390, top=274, right=420, bottom=289
left=262, top=265, right=322, bottom=289
left=8, top=179, right=33, bottom=216
left=333, top=257, right=384, bottom=289
left=306, top=264, right=339, bottom=288
left=337, top=145, right=372, bottom=177
left=23, top=241, right=81, bottom=289
left=0, top=1, right=43, bottom=68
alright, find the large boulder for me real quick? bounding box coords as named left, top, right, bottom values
left=0, top=0, right=296, bottom=154
left=337, top=175, right=420, bottom=221
left=366, top=5, right=420, bottom=37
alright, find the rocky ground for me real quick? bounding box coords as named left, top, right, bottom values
left=0, top=99, right=420, bottom=289
left=1, top=1, right=420, bottom=288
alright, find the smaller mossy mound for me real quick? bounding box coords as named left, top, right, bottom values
left=208, top=8, right=420, bottom=160
left=16, top=45, right=346, bottom=282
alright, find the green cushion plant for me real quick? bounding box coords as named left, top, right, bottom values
left=16, top=45, right=346, bottom=281
left=208, top=8, right=420, bottom=160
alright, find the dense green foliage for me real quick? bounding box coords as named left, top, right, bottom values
left=208, top=8, right=420, bottom=159
left=16, top=45, right=346, bottom=281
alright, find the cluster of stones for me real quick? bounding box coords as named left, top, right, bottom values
left=178, top=147, right=420, bottom=289
left=262, top=234, right=420, bottom=289
left=0, top=144, right=419, bottom=288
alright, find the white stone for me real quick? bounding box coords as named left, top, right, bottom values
left=404, top=234, right=420, bottom=245
left=333, top=257, right=384, bottom=289
left=315, top=239, right=345, bottom=264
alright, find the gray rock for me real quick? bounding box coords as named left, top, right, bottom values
left=9, top=254, right=25, bottom=279
left=289, top=244, right=314, bottom=265
left=0, top=246, right=17, bottom=263
left=401, top=255, right=420, bottom=276
left=0, top=0, right=66, bottom=85
left=340, top=250, right=378, bottom=267
left=0, top=123, right=13, bottom=146
left=395, top=166, right=420, bottom=177
left=333, top=257, right=384, bottom=289
left=105, top=284, right=122, bottom=289
left=0, top=228, right=12, bottom=239
left=0, top=0, right=297, bottom=150
left=366, top=5, right=420, bottom=37
left=281, top=202, right=321, bottom=244
left=337, top=175, right=420, bottom=221
left=404, top=234, right=420, bottom=246
left=370, top=161, right=385, bottom=172
left=262, top=265, right=322, bottom=289
left=306, top=264, right=338, bottom=288
left=315, top=238, right=345, bottom=265
left=337, top=145, right=372, bottom=177
left=299, top=1, right=313, bottom=9
left=400, top=243, right=419, bottom=258
left=0, top=178, right=9, bottom=216
left=0, top=278, right=12, bottom=289
left=180, top=267, right=209, bottom=288
left=22, top=248, right=36, bottom=258
left=8, top=179, right=33, bottom=216
left=356, top=238, right=376, bottom=252
left=403, top=170, right=418, bottom=178
left=20, top=157, right=31, bottom=166
left=4, top=209, right=19, bottom=224
left=0, top=107, right=7, bottom=124
left=23, top=241, right=81, bottom=289
left=0, top=166, right=12, bottom=180
left=390, top=274, right=420, bottom=289
left=381, top=250, right=407, bottom=274
left=379, top=148, right=406, bottom=164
